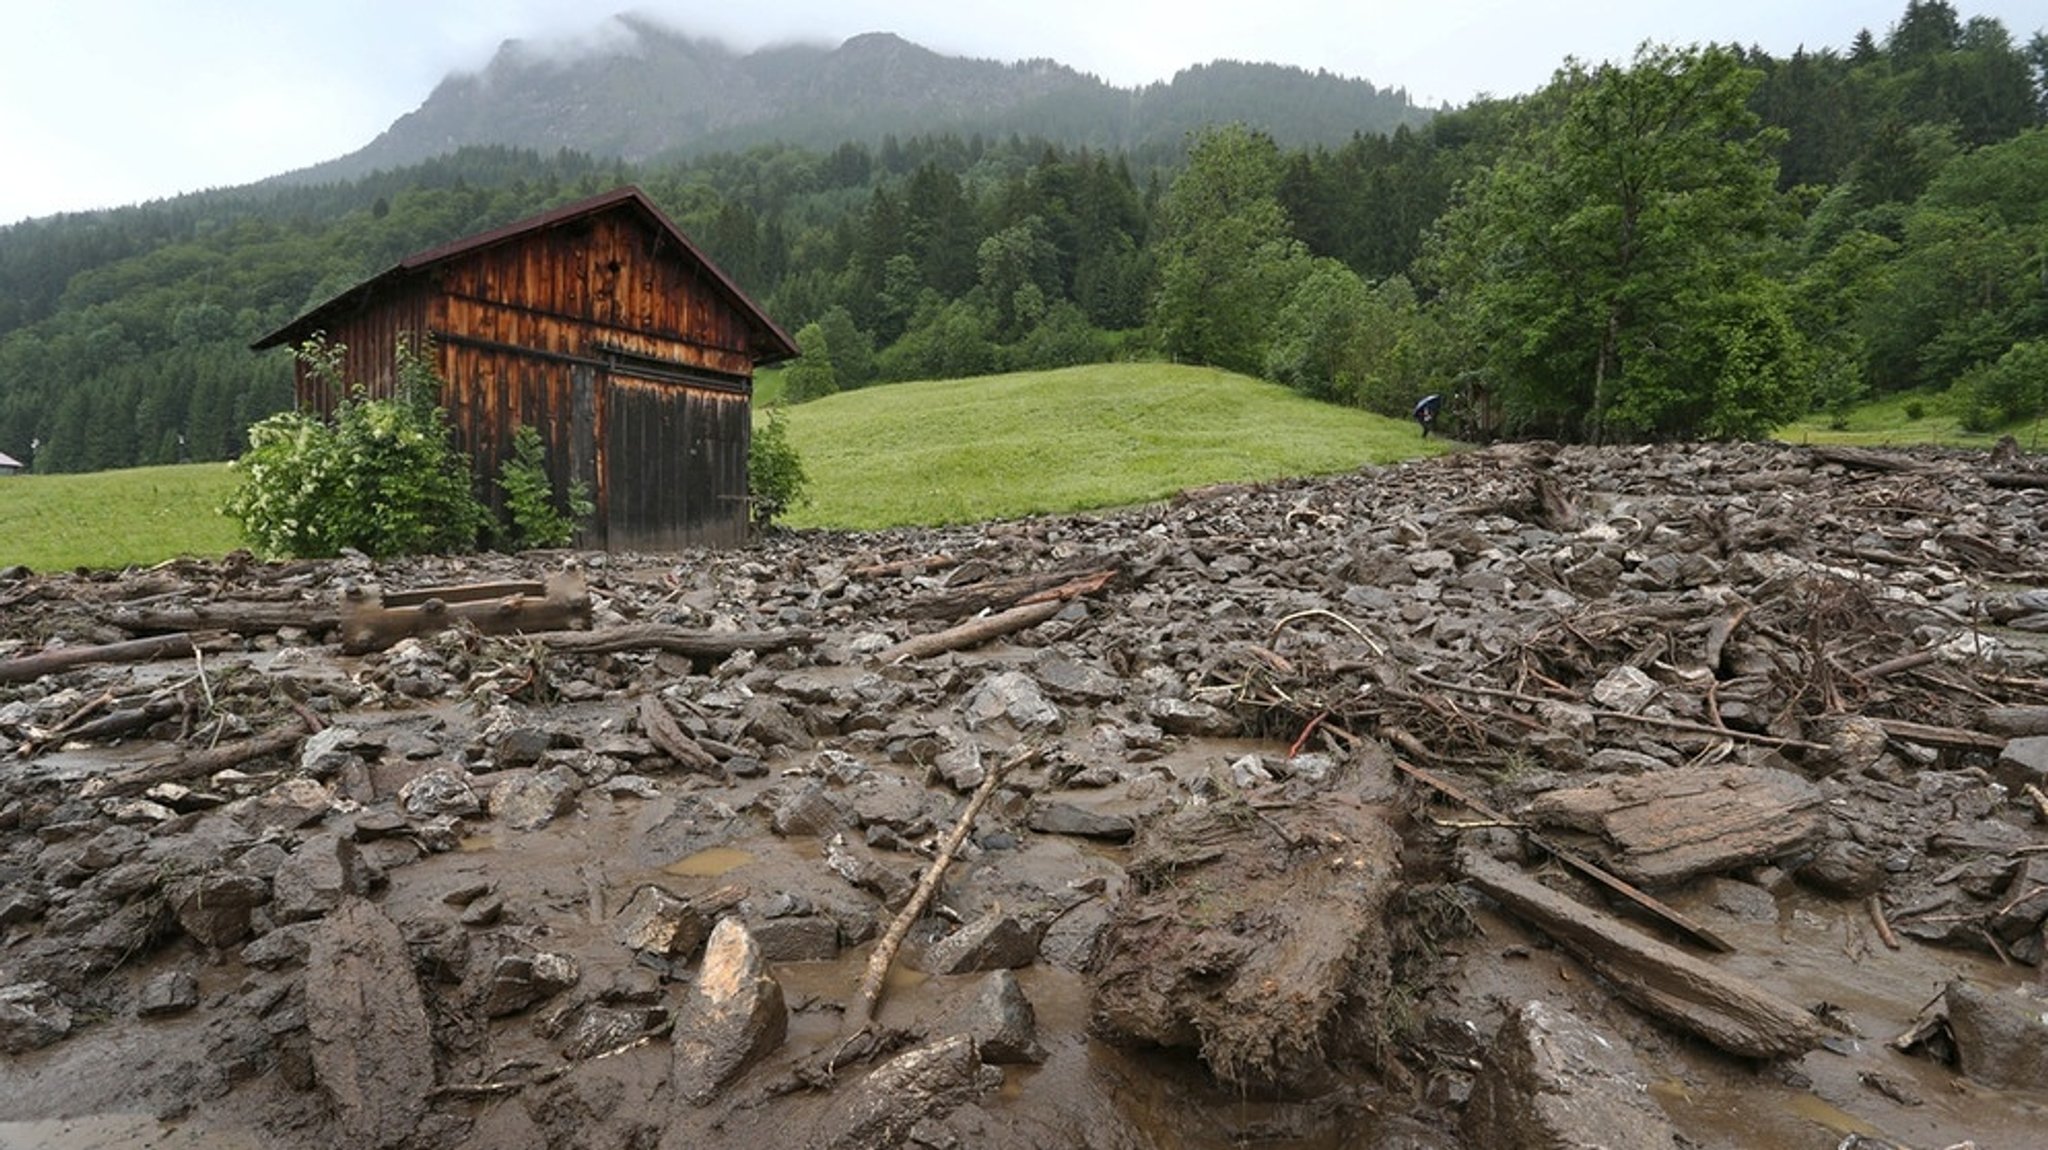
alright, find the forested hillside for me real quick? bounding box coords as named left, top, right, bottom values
left=0, top=0, right=2043, bottom=472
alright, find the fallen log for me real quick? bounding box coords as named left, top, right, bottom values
left=878, top=600, right=1064, bottom=665
left=637, top=695, right=720, bottom=774
left=86, top=720, right=310, bottom=798
left=1984, top=471, right=2048, bottom=491
left=0, top=632, right=205, bottom=683
left=903, top=564, right=1114, bottom=621
left=1811, top=446, right=1928, bottom=474
left=1980, top=705, right=2048, bottom=737
left=848, top=553, right=958, bottom=579
left=109, top=602, right=338, bottom=638
left=527, top=624, right=818, bottom=660
left=837, top=744, right=1039, bottom=1054
left=1460, top=849, right=1824, bottom=1059
left=340, top=571, right=590, bottom=654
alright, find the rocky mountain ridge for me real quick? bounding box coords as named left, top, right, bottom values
left=282, top=15, right=1429, bottom=185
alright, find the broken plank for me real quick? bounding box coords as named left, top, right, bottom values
left=1393, top=753, right=1733, bottom=953
left=529, top=624, right=817, bottom=660
left=1460, top=850, right=1824, bottom=1059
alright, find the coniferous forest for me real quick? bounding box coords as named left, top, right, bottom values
left=0, top=0, right=2043, bottom=471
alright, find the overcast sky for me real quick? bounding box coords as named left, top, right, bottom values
left=2, top=1, right=2041, bottom=226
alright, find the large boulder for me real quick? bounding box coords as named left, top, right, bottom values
left=304, top=898, right=435, bottom=1148
left=671, top=917, right=788, bottom=1105
left=1463, top=1000, right=1678, bottom=1150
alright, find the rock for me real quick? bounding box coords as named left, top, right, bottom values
left=233, top=777, right=334, bottom=834
left=1994, top=735, right=2048, bottom=792
left=671, top=918, right=788, bottom=1105
left=813, top=1034, right=999, bottom=1150
left=487, top=764, right=582, bottom=831
left=1146, top=696, right=1235, bottom=737
left=1524, top=765, right=1825, bottom=886
left=170, top=871, right=272, bottom=948
left=1943, top=979, right=2048, bottom=1092
left=916, top=912, right=1039, bottom=975
left=0, top=981, right=72, bottom=1053
left=137, top=970, right=201, bottom=1017
left=1991, top=857, right=2048, bottom=943
left=772, top=781, right=849, bottom=837
left=1033, top=653, right=1124, bottom=704
left=1027, top=800, right=1135, bottom=842
left=941, top=970, right=1045, bottom=1065
left=1093, top=798, right=1403, bottom=1093
left=1795, top=840, right=1888, bottom=898
left=1463, top=1000, right=1678, bottom=1150
left=398, top=766, right=480, bottom=818
left=615, top=885, right=714, bottom=960
left=748, top=915, right=840, bottom=962
left=478, top=951, right=580, bottom=1018
left=243, top=922, right=315, bottom=970
left=963, top=671, right=1063, bottom=733
left=304, top=898, right=434, bottom=1149
left=300, top=725, right=365, bottom=778
left=1590, top=664, right=1662, bottom=713
left=272, top=833, right=375, bottom=923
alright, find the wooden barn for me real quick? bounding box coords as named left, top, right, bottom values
left=252, top=186, right=798, bottom=550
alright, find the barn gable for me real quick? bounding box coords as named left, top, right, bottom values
left=253, top=186, right=797, bottom=551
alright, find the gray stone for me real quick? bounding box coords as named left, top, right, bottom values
left=137, top=970, right=201, bottom=1017
left=615, top=885, right=713, bottom=960
left=917, top=912, right=1039, bottom=975
left=1033, top=653, right=1124, bottom=704
left=300, top=725, right=365, bottom=778
left=772, top=781, right=849, bottom=837
left=942, top=970, right=1044, bottom=1064
left=242, top=922, right=315, bottom=970
left=849, top=773, right=933, bottom=834
left=1944, top=979, right=2048, bottom=1092
left=1994, top=735, right=2048, bottom=792
left=487, top=764, right=582, bottom=831
left=1590, top=664, right=1662, bottom=713
left=305, top=898, right=434, bottom=1149
left=1702, top=878, right=1778, bottom=924
left=1992, top=857, right=2048, bottom=943
left=963, top=670, right=1063, bottom=733
left=272, top=833, right=373, bottom=923
left=671, top=918, right=788, bottom=1106
left=1027, top=800, right=1134, bottom=843
left=932, top=742, right=986, bottom=791
left=1146, top=696, right=1235, bottom=737
left=0, top=981, right=72, bottom=1053
left=749, top=915, right=840, bottom=962
left=478, top=951, right=580, bottom=1018
left=1462, top=1000, right=1678, bottom=1150
left=232, top=777, right=334, bottom=834
left=170, top=871, right=272, bottom=948
left=398, top=767, right=479, bottom=818
left=1795, top=840, right=1888, bottom=898
left=814, top=1034, right=998, bottom=1150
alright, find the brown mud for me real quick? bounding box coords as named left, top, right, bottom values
left=4, top=440, right=2048, bottom=1148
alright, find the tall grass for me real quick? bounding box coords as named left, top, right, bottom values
left=770, top=363, right=1452, bottom=529
left=0, top=463, right=242, bottom=571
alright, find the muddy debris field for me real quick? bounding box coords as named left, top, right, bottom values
left=4, top=440, right=2048, bottom=1150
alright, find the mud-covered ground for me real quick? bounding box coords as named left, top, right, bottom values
left=4, top=441, right=2048, bottom=1149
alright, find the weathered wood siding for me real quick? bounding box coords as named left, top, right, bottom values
left=285, top=205, right=764, bottom=548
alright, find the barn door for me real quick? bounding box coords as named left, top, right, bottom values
left=569, top=365, right=603, bottom=548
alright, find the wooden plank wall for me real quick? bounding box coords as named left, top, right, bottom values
left=288, top=206, right=761, bottom=550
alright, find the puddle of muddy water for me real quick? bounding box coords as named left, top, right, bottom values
left=663, top=845, right=755, bottom=877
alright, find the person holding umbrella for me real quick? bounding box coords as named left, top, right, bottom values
left=1412, top=393, right=1443, bottom=438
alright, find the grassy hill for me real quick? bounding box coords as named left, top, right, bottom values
left=0, top=463, right=241, bottom=572
left=773, top=363, right=1449, bottom=529
left=2, top=365, right=1442, bottom=571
